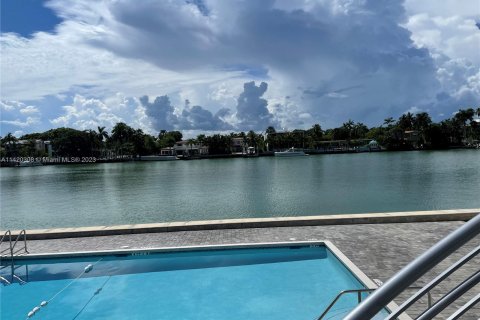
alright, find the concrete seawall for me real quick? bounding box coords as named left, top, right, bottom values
left=3, top=208, right=478, bottom=240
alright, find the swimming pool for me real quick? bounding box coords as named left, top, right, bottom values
left=1, top=243, right=388, bottom=320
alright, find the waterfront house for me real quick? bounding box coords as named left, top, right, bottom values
left=174, top=140, right=209, bottom=158
left=3, top=139, right=53, bottom=157
left=231, top=137, right=246, bottom=154
left=160, top=147, right=176, bottom=156
left=404, top=130, right=420, bottom=147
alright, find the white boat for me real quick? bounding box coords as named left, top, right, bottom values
left=139, top=155, right=177, bottom=161
left=274, top=147, right=306, bottom=157
left=356, top=140, right=382, bottom=152
left=17, top=160, right=43, bottom=167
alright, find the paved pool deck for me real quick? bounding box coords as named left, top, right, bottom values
left=22, top=220, right=479, bottom=320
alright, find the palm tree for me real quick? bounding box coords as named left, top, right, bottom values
left=1, top=132, right=18, bottom=145
left=265, top=127, right=276, bottom=151
left=455, top=108, right=475, bottom=123
left=186, top=138, right=197, bottom=157
left=111, top=122, right=135, bottom=156
left=97, top=126, right=109, bottom=143
left=84, top=129, right=101, bottom=155
left=311, top=124, right=322, bottom=139
left=1, top=133, right=19, bottom=157
left=96, top=126, right=109, bottom=157
left=398, top=113, right=414, bottom=131
left=342, top=120, right=355, bottom=142
left=352, top=122, right=368, bottom=139
left=454, top=108, right=475, bottom=143
left=247, top=131, right=257, bottom=151
left=196, top=134, right=206, bottom=146
left=383, top=117, right=395, bottom=128
left=265, top=126, right=276, bottom=135
left=111, top=122, right=134, bottom=144
left=413, top=112, right=432, bottom=147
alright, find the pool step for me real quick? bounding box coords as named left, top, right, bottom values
left=0, top=275, right=11, bottom=285
left=0, top=263, right=30, bottom=286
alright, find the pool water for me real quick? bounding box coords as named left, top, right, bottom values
left=1, top=245, right=382, bottom=320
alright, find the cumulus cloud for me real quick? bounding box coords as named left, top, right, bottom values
left=181, top=104, right=233, bottom=130
left=0, top=101, right=42, bottom=132
left=139, top=95, right=178, bottom=131
left=235, top=81, right=277, bottom=130
left=1, top=0, right=478, bottom=135
left=89, top=0, right=443, bottom=127
left=0, top=101, right=19, bottom=112
left=404, top=0, right=478, bottom=20
left=140, top=95, right=233, bottom=131
left=19, top=105, right=40, bottom=114
left=406, top=13, right=480, bottom=65
left=0, top=16, right=243, bottom=101
left=50, top=94, right=153, bottom=134
left=430, top=59, right=480, bottom=116
left=268, top=95, right=313, bottom=130
left=402, top=0, right=480, bottom=117
left=0, top=117, right=40, bottom=128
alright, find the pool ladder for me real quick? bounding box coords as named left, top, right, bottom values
left=0, top=229, right=29, bottom=285
left=317, top=287, right=432, bottom=319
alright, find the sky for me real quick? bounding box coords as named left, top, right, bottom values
left=1, top=0, right=479, bottom=137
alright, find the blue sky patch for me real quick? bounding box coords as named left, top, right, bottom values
left=1, top=0, right=62, bottom=37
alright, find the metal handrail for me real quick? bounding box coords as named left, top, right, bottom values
left=416, top=269, right=480, bottom=320
left=0, top=230, right=29, bottom=286
left=344, top=213, right=480, bottom=320
left=0, top=230, right=12, bottom=243
left=386, top=244, right=480, bottom=319
left=446, top=292, right=480, bottom=320
left=0, top=229, right=28, bottom=260
left=0, top=230, right=13, bottom=256
left=317, top=289, right=375, bottom=320
left=11, top=229, right=28, bottom=255
left=317, top=287, right=431, bottom=320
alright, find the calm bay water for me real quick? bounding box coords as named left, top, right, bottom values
left=1, top=150, right=479, bottom=229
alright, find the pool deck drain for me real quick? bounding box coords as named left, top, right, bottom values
left=21, top=220, right=479, bottom=320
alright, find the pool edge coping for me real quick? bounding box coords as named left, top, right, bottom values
left=12, top=240, right=412, bottom=319
left=324, top=240, right=411, bottom=320
left=4, top=209, right=479, bottom=240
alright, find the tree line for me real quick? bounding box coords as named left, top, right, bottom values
left=1, top=107, right=479, bottom=158
left=266, top=108, right=480, bottom=151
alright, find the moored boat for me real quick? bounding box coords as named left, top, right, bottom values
left=274, top=147, right=306, bottom=157
left=139, top=155, right=177, bottom=161
left=17, top=160, right=43, bottom=167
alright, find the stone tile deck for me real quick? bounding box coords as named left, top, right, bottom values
left=23, top=222, right=480, bottom=319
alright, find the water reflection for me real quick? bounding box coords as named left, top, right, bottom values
left=1, top=150, right=479, bottom=229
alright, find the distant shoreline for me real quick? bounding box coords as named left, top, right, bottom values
left=1, top=146, right=478, bottom=167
